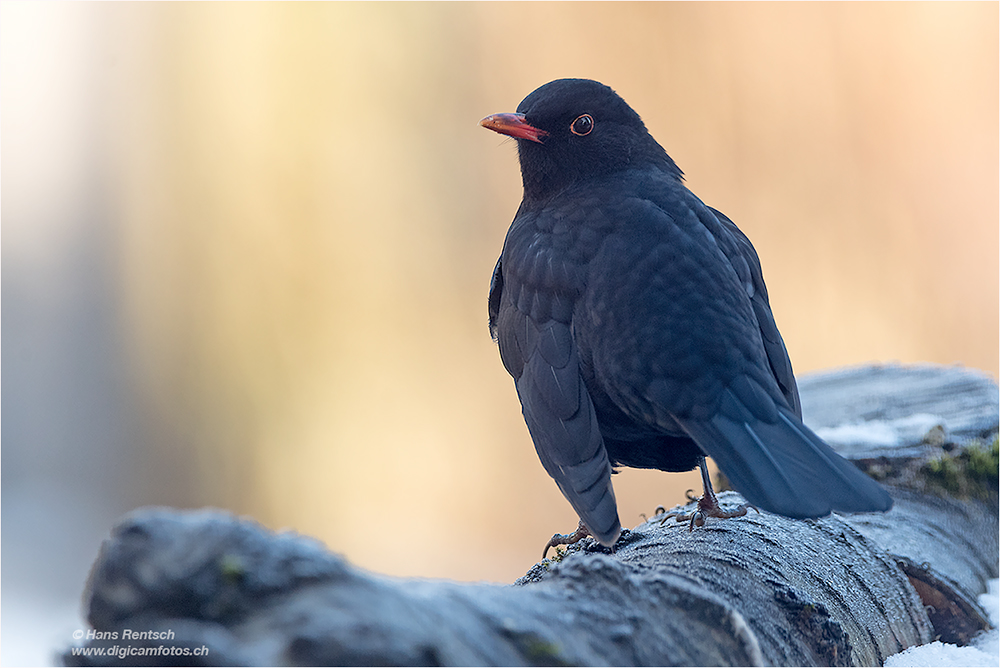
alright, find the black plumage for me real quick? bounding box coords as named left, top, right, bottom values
left=481, top=79, right=892, bottom=547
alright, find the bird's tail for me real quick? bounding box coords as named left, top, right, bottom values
left=678, top=388, right=892, bottom=518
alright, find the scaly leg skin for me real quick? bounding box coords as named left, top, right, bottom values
left=542, top=519, right=590, bottom=559
left=657, top=456, right=758, bottom=531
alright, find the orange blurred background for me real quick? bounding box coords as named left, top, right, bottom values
left=2, top=2, right=996, bottom=661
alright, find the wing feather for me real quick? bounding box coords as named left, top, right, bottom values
left=709, top=206, right=801, bottom=417
left=494, top=253, right=620, bottom=544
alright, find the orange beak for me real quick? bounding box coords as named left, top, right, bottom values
left=479, top=113, right=547, bottom=144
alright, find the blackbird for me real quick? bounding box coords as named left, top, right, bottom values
left=480, top=79, right=892, bottom=552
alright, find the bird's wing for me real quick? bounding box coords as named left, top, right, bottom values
left=708, top=206, right=801, bottom=418
left=491, top=227, right=620, bottom=546
left=512, top=316, right=621, bottom=544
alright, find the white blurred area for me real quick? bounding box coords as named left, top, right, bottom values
left=2, top=4, right=132, bottom=665
left=2, top=3, right=997, bottom=665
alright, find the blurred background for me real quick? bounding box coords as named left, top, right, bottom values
left=2, top=2, right=996, bottom=663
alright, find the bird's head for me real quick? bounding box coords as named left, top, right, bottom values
left=480, top=79, right=682, bottom=202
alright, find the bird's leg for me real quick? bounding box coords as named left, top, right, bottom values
left=542, top=519, right=591, bottom=559
left=659, top=456, right=758, bottom=531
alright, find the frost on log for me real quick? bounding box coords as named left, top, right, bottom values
left=64, top=364, right=999, bottom=667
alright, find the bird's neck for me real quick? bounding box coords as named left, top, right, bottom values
left=519, top=154, right=685, bottom=204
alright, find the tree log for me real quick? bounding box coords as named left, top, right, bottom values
left=63, top=364, right=998, bottom=666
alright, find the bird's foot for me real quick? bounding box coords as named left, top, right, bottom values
left=542, top=520, right=590, bottom=559
left=656, top=493, right=758, bottom=532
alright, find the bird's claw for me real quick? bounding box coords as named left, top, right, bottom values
left=658, top=496, right=759, bottom=531
left=542, top=519, right=591, bottom=559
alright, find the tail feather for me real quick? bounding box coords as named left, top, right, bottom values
left=679, top=402, right=892, bottom=519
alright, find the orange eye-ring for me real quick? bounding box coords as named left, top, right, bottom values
left=570, top=114, right=594, bottom=136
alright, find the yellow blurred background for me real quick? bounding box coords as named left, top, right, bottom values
left=2, top=3, right=997, bottom=660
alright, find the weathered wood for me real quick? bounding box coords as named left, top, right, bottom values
left=64, top=364, right=998, bottom=667
left=798, top=363, right=998, bottom=459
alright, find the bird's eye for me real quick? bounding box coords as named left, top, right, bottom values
left=570, top=114, right=594, bottom=136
